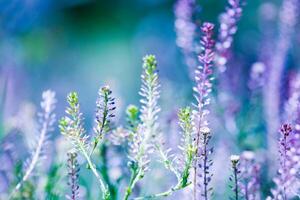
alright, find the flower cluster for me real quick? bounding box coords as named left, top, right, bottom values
left=215, top=0, right=244, bottom=72
left=192, top=22, right=215, bottom=200
left=9, top=90, right=57, bottom=198
left=178, top=107, right=196, bottom=188
left=174, top=0, right=197, bottom=76
left=66, top=152, right=80, bottom=200
left=59, top=92, right=110, bottom=199
left=268, top=124, right=293, bottom=199
left=59, top=92, right=89, bottom=152
left=193, top=22, right=215, bottom=131
left=239, top=151, right=261, bottom=200
left=91, top=85, right=116, bottom=154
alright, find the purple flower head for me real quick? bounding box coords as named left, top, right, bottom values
left=215, top=0, right=244, bottom=72
left=240, top=151, right=261, bottom=200
left=174, top=0, right=198, bottom=77
left=193, top=22, right=215, bottom=121
left=66, top=152, right=80, bottom=200
left=280, top=124, right=292, bottom=137
left=269, top=123, right=297, bottom=199
left=192, top=22, right=215, bottom=200
left=174, top=0, right=196, bottom=52
left=200, top=22, right=215, bottom=50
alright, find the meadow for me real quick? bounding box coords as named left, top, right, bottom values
left=0, top=0, right=299, bottom=199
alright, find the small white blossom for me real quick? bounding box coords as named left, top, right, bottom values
left=230, top=155, right=240, bottom=162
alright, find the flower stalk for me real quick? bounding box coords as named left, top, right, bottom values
left=60, top=92, right=110, bottom=200
left=193, top=22, right=215, bottom=200
left=90, top=86, right=115, bottom=156
left=230, top=155, right=240, bottom=200
left=9, top=90, right=56, bottom=199
left=66, top=152, right=80, bottom=200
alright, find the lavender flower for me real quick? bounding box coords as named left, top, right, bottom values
left=9, top=90, right=56, bottom=198
left=215, top=0, right=244, bottom=72
left=59, top=92, right=110, bottom=199
left=284, top=75, right=300, bottom=195
left=268, top=124, right=293, bottom=200
left=59, top=92, right=89, bottom=152
left=174, top=0, right=197, bottom=77
left=240, top=151, right=261, bottom=200
left=134, top=108, right=196, bottom=200
left=66, top=152, right=80, bottom=200
left=230, top=155, right=241, bottom=200
left=264, top=0, right=298, bottom=162
left=192, top=22, right=215, bottom=200
left=91, top=85, right=116, bottom=155
left=128, top=57, right=194, bottom=200
left=124, top=55, right=161, bottom=200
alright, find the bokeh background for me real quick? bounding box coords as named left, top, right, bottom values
left=0, top=0, right=265, bottom=124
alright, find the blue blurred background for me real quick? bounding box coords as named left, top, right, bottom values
left=0, top=0, right=265, bottom=125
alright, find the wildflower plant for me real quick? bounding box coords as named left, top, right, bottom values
left=66, top=152, right=80, bottom=200
left=177, top=107, right=196, bottom=188
left=230, top=155, right=241, bottom=200
left=215, top=0, right=244, bottom=72
left=4, top=0, right=300, bottom=199
left=59, top=92, right=110, bottom=199
left=174, top=0, right=197, bottom=77
left=9, top=90, right=57, bottom=199
left=123, top=55, right=161, bottom=200
left=268, top=124, right=294, bottom=199
left=192, top=22, right=215, bottom=200
left=91, top=86, right=116, bottom=155
left=239, top=151, right=261, bottom=200
left=125, top=55, right=198, bottom=199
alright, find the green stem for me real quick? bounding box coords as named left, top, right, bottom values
left=155, top=144, right=180, bottom=181
left=133, top=184, right=183, bottom=200
left=123, top=169, right=139, bottom=200
left=234, top=166, right=239, bottom=200
left=79, top=142, right=110, bottom=199
left=100, top=144, right=117, bottom=200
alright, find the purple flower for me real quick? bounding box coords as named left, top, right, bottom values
left=263, top=0, right=298, bottom=163
left=215, top=0, right=244, bottom=72
left=174, top=0, right=198, bottom=77
left=192, top=22, right=215, bottom=200
left=66, top=152, right=80, bottom=200
left=193, top=22, right=215, bottom=131
left=283, top=74, right=300, bottom=195
left=240, top=151, right=261, bottom=200
left=268, top=124, right=295, bottom=199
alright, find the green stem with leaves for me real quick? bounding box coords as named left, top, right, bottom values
left=80, top=142, right=110, bottom=200
left=123, top=167, right=141, bottom=200
left=99, top=143, right=118, bottom=200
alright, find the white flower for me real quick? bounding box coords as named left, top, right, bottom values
left=230, top=154, right=240, bottom=162
left=41, top=90, right=56, bottom=114
left=200, top=127, right=211, bottom=134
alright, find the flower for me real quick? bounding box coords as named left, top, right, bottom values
left=230, top=155, right=240, bottom=164
left=174, top=0, right=197, bottom=77
left=215, top=0, right=244, bottom=72
left=193, top=22, right=215, bottom=200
